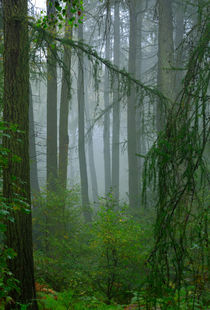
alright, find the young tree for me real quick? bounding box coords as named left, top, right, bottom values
left=2, top=0, right=38, bottom=308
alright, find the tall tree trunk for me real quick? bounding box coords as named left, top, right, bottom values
left=112, top=0, right=120, bottom=203
left=127, top=0, right=139, bottom=210
left=103, top=3, right=111, bottom=195
left=2, top=0, right=38, bottom=308
left=46, top=0, right=57, bottom=192
left=135, top=1, right=144, bottom=201
left=29, top=84, right=40, bottom=196
left=78, top=23, right=92, bottom=222
left=58, top=4, right=72, bottom=192
left=156, top=0, right=174, bottom=132
left=84, top=61, right=98, bottom=204
left=85, top=102, right=98, bottom=204
left=174, top=1, right=185, bottom=96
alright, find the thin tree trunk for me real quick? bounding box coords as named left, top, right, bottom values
left=135, top=1, right=144, bottom=201
left=47, top=0, right=57, bottom=192
left=84, top=60, right=98, bottom=204
left=103, top=3, right=111, bottom=195
left=29, top=84, right=40, bottom=196
left=85, top=103, right=98, bottom=204
left=174, top=1, right=185, bottom=96
left=58, top=4, right=72, bottom=192
left=127, top=0, right=139, bottom=210
left=2, top=0, right=38, bottom=308
left=112, top=0, right=120, bottom=203
left=156, top=0, right=174, bottom=132
left=78, top=23, right=92, bottom=222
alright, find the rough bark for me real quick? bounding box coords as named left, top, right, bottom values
left=2, top=0, right=38, bottom=308
left=78, top=23, right=92, bottom=222
left=127, top=0, right=139, bottom=210
left=112, top=0, right=120, bottom=203
left=103, top=3, right=111, bottom=195
left=46, top=0, right=58, bottom=192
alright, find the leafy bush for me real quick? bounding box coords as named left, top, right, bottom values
left=87, top=197, right=149, bottom=303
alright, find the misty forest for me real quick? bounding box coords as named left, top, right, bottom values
left=0, top=0, right=209, bottom=309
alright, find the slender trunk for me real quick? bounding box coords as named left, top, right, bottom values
left=78, top=23, right=92, bottom=222
left=112, top=0, right=120, bottom=203
left=174, top=1, right=185, bottom=96
left=84, top=60, right=98, bottom=204
left=46, top=0, right=57, bottom=192
left=135, top=1, right=144, bottom=201
left=58, top=4, right=72, bottom=193
left=85, top=102, right=98, bottom=204
left=156, top=0, right=174, bottom=132
left=103, top=4, right=111, bottom=195
left=2, top=1, right=38, bottom=308
left=127, top=0, right=139, bottom=210
left=29, top=84, right=40, bottom=196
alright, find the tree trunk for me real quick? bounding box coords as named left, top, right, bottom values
left=174, top=1, right=185, bottom=96
left=47, top=0, right=58, bottom=192
left=58, top=5, right=72, bottom=192
left=78, top=23, right=92, bottom=222
left=112, top=0, right=120, bottom=203
left=156, top=0, right=174, bottom=132
left=135, top=1, right=144, bottom=202
left=84, top=61, right=98, bottom=204
left=127, top=0, right=139, bottom=210
left=29, top=84, right=40, bottom=196
left=2, top=1, right=38, bottom=308
left=103, top=3, right=111, bottom=195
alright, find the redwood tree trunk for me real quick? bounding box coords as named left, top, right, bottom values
left=2, top=0, right=38, bottom=308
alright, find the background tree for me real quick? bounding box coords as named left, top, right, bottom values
left=112, top=0, right=120, bottom=203
left=2, top=0, right=38, bottom=308
left=77, top=22, right=92, bottom=222
left=46, top=0, right=58, bottom=192
left=103, top=2, right=112, bottom=196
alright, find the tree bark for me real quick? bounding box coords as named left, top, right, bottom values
left=2, top=0, right=38, bottom=308
left=112, top=0, right=120, bottom=203
left=46, top=0, right=58, bottom=192
left=29, top=84, right=40, bottom=196
left=135, top=1, right=144, bottom=202
left=174, top=1, right=185, bottom=96
left=58, top=5, right=72, bottom=192
left=156, top=0, right=174, bottom=132
left=78, top=23, right=92, bottom=222
left=127, top=0, right=139, bottom=210
left=103, top=3, right=111, bottom=195
left=84, top=60, right=98, bottom=204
